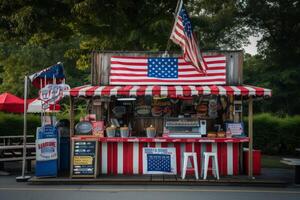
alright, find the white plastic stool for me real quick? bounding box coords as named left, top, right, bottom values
left=202, top=152, right=219, bottom=180
left=181, top=152, right=199, bottom=180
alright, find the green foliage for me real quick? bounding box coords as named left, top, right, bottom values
left=244, top=113, right=300, bottom=155
left=241, top=0, right=300, bottom=115
left=0, top=112, right=40, bottom=136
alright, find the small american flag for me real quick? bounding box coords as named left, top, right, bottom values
left=170, top=1, right=207, bottom=73
left=147, top=154, right=171, bottom=172
left=109, top=55, right=226, bottom=85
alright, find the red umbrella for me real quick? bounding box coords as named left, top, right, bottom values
left=0, top=92, right=25, bottom=113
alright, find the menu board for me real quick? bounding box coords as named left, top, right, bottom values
left=71, top=140, right=98, bottom=177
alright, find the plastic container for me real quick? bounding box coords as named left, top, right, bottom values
left=106, top=126, right=116, bottom=137
left=120, top=127, right=129, bottom=138
left=146, top=125, right=156, bottom=138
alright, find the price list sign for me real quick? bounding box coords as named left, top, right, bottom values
left=71, top=140, right=98, bottom=177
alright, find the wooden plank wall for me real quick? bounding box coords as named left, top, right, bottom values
left=91, top=50, right=243, bottom=86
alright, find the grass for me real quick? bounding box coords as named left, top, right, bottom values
left=261, top=155, right=293, bottom=169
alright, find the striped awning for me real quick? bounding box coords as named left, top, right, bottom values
left=64, top=85, right=271, bottom=97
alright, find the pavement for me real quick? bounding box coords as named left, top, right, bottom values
left=0, top=175, right=300, bottom=200
left=1, top=162, right=299, bottom=200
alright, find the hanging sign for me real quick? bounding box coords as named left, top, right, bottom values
left=39, top=83, right=70, bottom=104
left=143, top=148, right=177, bottom=175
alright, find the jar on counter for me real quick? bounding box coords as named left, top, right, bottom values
left=146, top=125, right=156, bottom=138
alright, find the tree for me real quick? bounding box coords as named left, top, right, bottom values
left=241, top=0, right=300, bottom=114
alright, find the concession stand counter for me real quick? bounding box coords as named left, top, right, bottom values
left=65, top=51, right=271, bottom=179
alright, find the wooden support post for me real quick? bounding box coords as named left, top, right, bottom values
left=248, top=96, right=253, bottom=177
left=69, top=96, right=75, bottom=137
left=69, top=96, right=75, bottom=178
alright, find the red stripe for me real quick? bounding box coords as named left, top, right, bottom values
left=111, top=61, right=147, bottom=66
left=122, top=142, right=128, bottom=174
left=69, top=85, right=89, bottom=96
left=85, top=86, right=100, bottom=96
left=217, top=143, right=224, bottom=176
left=138, top=143, right=144, bottom=174
left=152, top=85, right=161, bottom=96
left=174, top=143, right=181, bottom=175
left=221, top=86, right=235, bottom=95
left=195, top=143, right=201, bottom=175
left=161, top=143, right=168, bottom=148
left=99, top=142, right=102, bottom=174
left=168, top=86, right=176, bottom=98
left=127, top=142, right=134, bottom=175
left=149, top=142, right=156, bottom=148
left=118, top=85, right=133, bottom=96
left=112, top=142, right=118, bottom=175
left=233, top=143, right=239, bottom=175
left=222, top=143, right=228, bottom=176
left=107, top=142, right=112, bottom=175
left=182, top=85, right=192, bottom=96
left=209, top=85, right=220, bottom=94
left=136, top=86, right=147, bottom=96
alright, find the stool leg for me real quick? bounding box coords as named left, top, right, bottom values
left=182, top=155, right=188, bottom=179
left=214, top=155, right=220, bottom=180
left=193, top=155, right=199, bottom=180
left=203, top=155, right=209, bottom=180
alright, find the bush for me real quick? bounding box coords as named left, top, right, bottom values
left=0, top=112, right=40, bottom=136
left=244, top=113, right=300, bottom=155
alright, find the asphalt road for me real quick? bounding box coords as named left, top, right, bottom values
left=0, top=176, right=299, bottom=200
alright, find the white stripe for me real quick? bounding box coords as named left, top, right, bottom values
left=94, top=86, right=105, bottom=96
left=227, top=143, right=233, bottom=175
left=133, top=142, right=139, bottom=174
left=145, top=86, right=154, bottom=95
left=111, top=57, right=147, bottom=63
left=129, top=86, right=139, bottom=96
left=110, top=86, right=121, bottom=96
left=180, top=143, right=186, bottom=170
left=156, top=143, right=161, bottom=148
left=231, top=86, right=241, bottom=95
left=243, top=86, right=256, bottom=96
left=101, top=142, right=108, bottom=174
left=117, top=142, right=123, bottom=174
left=264, top=88, right=272, bottom=96
left=175, top=86, right=183, bottom=96
left=189, top=86, right=198, bottom=95
left=202, top=86, right=211, bottom=95
left=160, top=86, right=168, bottom=96
left=203, top=56, right=226, bottom=62
left=217, top=86, right=227, bottom=95
left=78, top=86, right=93, bottom=96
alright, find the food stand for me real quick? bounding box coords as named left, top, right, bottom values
left=65, top=51, right=271, bottom=179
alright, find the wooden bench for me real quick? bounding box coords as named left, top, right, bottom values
left=281, top=158, right=300, bottom=184
left=0, top=137, right=36, bottom=172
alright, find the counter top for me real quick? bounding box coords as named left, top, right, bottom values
left=71, top=136, right=249, bottom=143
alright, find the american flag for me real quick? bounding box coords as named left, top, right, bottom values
left=147, top=154, right=171, bottom=172
left=170, top=1, right=207, bottom=73
left=109, top=55, right=226, bottom=85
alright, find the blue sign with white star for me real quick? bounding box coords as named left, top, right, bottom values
left=148, top=58, right=178, bottom=79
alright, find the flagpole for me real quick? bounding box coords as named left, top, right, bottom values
left=164, top=0, right=183, bottom=55
left=16, top=76, right=31, bottom=182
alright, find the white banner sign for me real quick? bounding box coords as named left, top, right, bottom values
left=143, top=148, right=177, bottom=175
left=36, top=138, right=58, bottom=161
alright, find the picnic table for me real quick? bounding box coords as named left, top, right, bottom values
left=0, top=135, right=36, bottom=172
left=281, top=157, right=300, bottom=184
